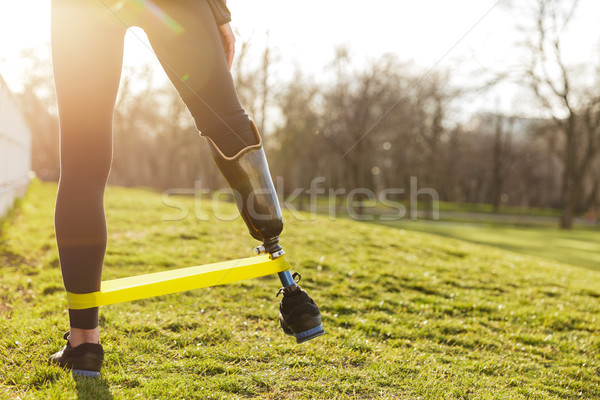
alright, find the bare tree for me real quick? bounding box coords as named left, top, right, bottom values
left=14, top=48, right=60, bottom=181
left=520, top=0, right=600, bottom=228
left=320, top=50, right=415, bottom=193
left=487, top=114, right=513, bottom=212
left=232, top=37, right=277, bottom=138
left=269, top=71, right=320, bottom=199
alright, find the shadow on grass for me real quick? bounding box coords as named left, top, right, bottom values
left=372, top=219, right=600, bottom=272
left=73, top=374, right=113, bottom=400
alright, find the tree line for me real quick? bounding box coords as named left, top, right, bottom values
left=14, top=0, right=600, bottom=229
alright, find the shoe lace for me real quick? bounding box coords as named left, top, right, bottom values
left=276, top=272, right=302, bottom=297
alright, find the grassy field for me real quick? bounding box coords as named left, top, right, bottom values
left=435, top=202, right=563, bottom=218
left=287, top=197, right=565, bottom=218
left=377, top=220, right=600, bottom=272
left=1, top=180, right=600, bottom=399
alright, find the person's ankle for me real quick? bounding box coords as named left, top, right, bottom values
left=69, top=326, right=100, bottom=347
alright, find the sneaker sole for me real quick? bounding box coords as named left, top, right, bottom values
left=294, top=324, right=326, bottom=344
left=72, top=369, right=100, bottom=378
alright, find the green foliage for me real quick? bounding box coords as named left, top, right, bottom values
left=1, top=182, right=599, bottom=398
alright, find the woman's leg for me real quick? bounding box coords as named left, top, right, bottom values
left=140, top=0, right=258, bottom=157
left=52, top=0, right=126, bottom=344
left=137, top=1, right=324, bottom=342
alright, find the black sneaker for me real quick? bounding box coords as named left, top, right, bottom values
left=277, top=273, right=325, bottom=343
left=49, top=332, right=104, bottom=377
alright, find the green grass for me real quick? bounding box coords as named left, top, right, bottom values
left=1, top=180, right=600, bottom=399
left=378, top=220, right=600, bottom=272
left=435, top=201, right=563, bottom=218
left=286, top=196, right=564, bottom=218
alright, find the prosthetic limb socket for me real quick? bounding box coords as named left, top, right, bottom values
left=205, top=122, right=325, bottom=343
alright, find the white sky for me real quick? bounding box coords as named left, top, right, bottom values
left=1, top=0, right=599, bottom=117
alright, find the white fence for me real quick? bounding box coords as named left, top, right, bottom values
left=0, top=75, right=32, bottom=218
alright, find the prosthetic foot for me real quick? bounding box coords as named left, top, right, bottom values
left=276, top=272, right=325, bottom=343
left=206, top=122, right=325, bottom=343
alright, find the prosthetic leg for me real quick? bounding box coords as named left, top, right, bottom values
left=205, top=122, right=325, bottom=343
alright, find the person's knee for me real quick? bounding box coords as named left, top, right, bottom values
left=59, top=157, right=111, bottom=187
left=195, top=107, right=259, bottom=157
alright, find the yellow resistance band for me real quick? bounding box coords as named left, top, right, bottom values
left=67, top=255, right=290, bottom=309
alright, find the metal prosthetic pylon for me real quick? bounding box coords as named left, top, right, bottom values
left=255, top=240, right=326, bottom=343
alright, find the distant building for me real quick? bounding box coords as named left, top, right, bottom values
left=0, top=75, right=32, bottom=217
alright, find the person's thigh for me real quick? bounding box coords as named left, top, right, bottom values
left=51, top=0, right=126, bottom=177
left=140, top=0, right=250, bottom=138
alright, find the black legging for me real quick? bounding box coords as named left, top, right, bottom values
left=52, top=0, right=257, bottom=329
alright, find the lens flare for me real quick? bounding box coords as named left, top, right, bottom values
left=131, top=0, right=184, bottom=34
